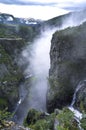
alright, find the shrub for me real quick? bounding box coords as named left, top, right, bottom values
left=0, top=108, right=12, bottom=121
left=81, top=117, right=86, bottom=130
left=56, top=108, right=78, bottom=130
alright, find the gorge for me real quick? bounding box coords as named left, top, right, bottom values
left=0, top=10, right=86, bottom=130
left=14, top=15, right=86, bottom=128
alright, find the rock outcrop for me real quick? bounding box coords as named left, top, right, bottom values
left=0, top=38, right=25, bottom=111
left=47, top=22, right=86, bottom=113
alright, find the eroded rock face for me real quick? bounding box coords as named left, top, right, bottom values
left=0, top=38, right=25, bottom=111
left=47, top=22, right=86, bottom=113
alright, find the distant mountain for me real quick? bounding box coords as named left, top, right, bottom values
left=0, top=13, right=15, bottom=24
left=15, top=17, right=43, bottom=25
left=0, top=13, right=43, bottom=25
left=1, top=9, right=86, bottom=27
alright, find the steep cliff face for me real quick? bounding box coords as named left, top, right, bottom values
left=47, top=22, right=86, bottom=113
left=0, top=38, right=25, bottom=111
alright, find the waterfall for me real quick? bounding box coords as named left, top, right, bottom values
left=69, top=81, right=85, bottom=118
left=27, top=28, right=57, bottom=111
left=13, top=28, right=56, bottom=124
left=69, top=81, right=86, bottom=130
left=71, top=81, right=84, bottom=107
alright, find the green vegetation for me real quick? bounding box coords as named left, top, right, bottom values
left=0, top=98, right=8, bottom=109
left=0, top=108, right=13, bottom=129
left=0, top=23, right=18, bottom=38
left=24, top=109, right=42, bottom=126
left=56, top=108, right=78, bottom=130
left=0, top=44, right=11, bottom=64
left=0, top=22, right=39, bottom=42
left=0, top=108, right=12, bottom=121
left=18, top=25, right=33, bottom=42
left=24, top=109, right=55, bottom=130
left=24, top=108, right=86, bottom=130
left=81, top=116, right=86, bottom=130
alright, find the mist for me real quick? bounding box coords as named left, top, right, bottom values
left=27, top=29, right=57, bottom=111
left=61, top=10, right=86, bottom=29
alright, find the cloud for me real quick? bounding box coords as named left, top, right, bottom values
left=0, top=0, right=86, bottom=20
left=0, top=0, right=86, bottom=9
left=57, top=1, right=86, bottom=9
left=0, top=0, right=86, bottom=5
left=0, top=0, right=57, bottom=6
left=0, top=3, right=69, bottom=20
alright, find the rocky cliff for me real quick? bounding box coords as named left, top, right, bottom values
left=47, top=22, right=86, bottom=113
left=0, top=38, right=25, bottom=111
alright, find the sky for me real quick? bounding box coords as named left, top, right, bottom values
left=0, top=0, right=86, bottom=20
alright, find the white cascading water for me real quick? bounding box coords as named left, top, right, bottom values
left=69, top=81, right=86, bottom=130
left=71, top=81, right=85, bottom=107
left=27, top=28, right=57, bottom=111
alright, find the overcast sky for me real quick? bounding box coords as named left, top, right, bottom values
left=0, top=0, right=86, bottom=20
